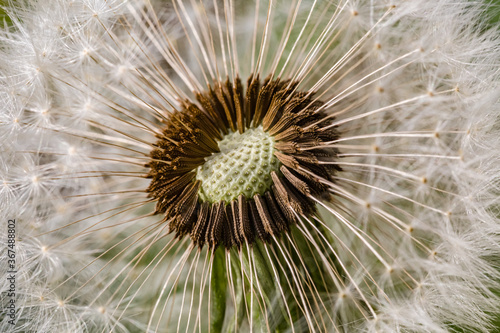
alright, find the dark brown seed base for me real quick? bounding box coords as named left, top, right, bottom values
left=146, top=75, right=340, bottom=250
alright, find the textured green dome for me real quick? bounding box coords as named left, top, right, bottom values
left=196, top=126, right=281, bottom=203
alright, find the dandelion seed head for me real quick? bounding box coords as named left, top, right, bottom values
left=1, top=0, right=500, bottom=332
left=146, top=75, right=340, bottom=249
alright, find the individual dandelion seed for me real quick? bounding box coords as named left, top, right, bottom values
left=2, top=0, right=500, bottom=332
left=145, top=76, right=340, bottom=249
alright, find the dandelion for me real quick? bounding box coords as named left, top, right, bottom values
left=1, top=0, right=500, bottom=332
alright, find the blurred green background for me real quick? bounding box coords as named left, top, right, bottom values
left=0, top=0, right=9, bottom=26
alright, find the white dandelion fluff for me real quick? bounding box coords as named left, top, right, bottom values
left=1, top=0, right=500, bottom=332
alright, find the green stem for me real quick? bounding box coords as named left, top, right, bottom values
left=210, top=247, right=227, bottom=333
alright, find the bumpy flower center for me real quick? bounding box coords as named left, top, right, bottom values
left=146, top=75, right=340, bottom=249
left=196, top=127, right=281, bottom=203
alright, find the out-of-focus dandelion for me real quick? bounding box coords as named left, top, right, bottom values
left=1, top=0, right=500, bottom=332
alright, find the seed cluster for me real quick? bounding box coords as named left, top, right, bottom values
left=196, top=127, right=280, bottom=203
left=146, top=75, right=340, bottom=249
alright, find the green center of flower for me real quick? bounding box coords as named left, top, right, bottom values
left=196, top=126, right=281, bottom=203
